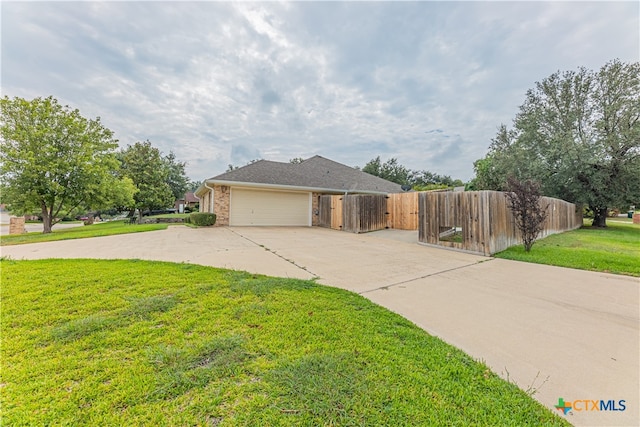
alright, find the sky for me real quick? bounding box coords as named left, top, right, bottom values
left=2, top=1, right=638, bottom=182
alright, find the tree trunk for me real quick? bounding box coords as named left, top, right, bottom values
left=591, top=207, right=608, bottom=228
left=41, top=203, right=53, bottom=233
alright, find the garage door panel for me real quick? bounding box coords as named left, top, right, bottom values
left=230, top=189, right=310, bottom=226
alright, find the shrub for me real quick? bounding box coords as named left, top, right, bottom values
left=189, top=212, right=216, bottom=226
left=505, top=176, right=548, bottom=252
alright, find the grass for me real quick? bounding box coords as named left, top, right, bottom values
left=143, top=213, right=201, bottom=228
left=0, top=220, right=169, bottom=246
left=0, top=259, right=568, bottom=426
left=147, top=213, right=191, bottom=219
left=26, top=220, right=84, bottom=224
left=608, top=216, right=634, bottom=223
left=440, top=231, right=463, bottom=244
left=495, top=220, right=640, bottom=276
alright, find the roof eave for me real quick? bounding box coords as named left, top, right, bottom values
left=202, top=179, right=393, bottom=195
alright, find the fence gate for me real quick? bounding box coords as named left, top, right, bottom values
left=387, top=192, right=419, bottom=230
left=342, top=194, right=387, bottom=233
left=318, top=195, right=343, bottom=230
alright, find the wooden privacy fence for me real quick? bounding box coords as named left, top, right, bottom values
left=319, top=192, right=436, bottom=233
left=387, top=192, right=419, bottom=230
left=318, top=194, right=389, bottom=233
left=342, top=194, right=387, bottom=233
left=418, top=191, right=582, bottom=256
left=319, top=190, right=581, bottom=254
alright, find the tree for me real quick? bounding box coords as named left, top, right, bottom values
left=119, top=140, right=174, bottom=221
left=410, top=170, right=463, bottom=188
left=472, top=60, right=640, bottom=227
left=362, top=156, right=411, bottom=185
left=362, top=156, right=463, bottom=188
left=468, top=125, right=519, bottom=191
left=362, top=156, right=382, bottom=177
left=505, top=176, right=548, bottom=252
left=0, top=96, right=134, bottom=233
left=163, top=151, right=189, bottom=200
left=188, top=180, right=203, bottom=192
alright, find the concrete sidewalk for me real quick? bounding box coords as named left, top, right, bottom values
left=2, top=225, right=638, bottom=426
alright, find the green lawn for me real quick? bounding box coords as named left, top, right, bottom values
left=147, top=213, right=191, bottom=219
left=1, top=259, right=567, bottom=426
left=0, top=220, right=169, bottom=246
left=608, top=216, right=633, bottom=223
left=495, top=220, right=640, bottom=276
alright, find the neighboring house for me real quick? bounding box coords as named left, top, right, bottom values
left=175, top=192, right=199, bottom=213
left=195, top=155, right=403, bottom=226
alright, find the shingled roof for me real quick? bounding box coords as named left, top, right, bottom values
left=205, top=155, right=403, bottom=194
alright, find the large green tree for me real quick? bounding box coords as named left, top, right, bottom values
left=0, top=96, right=134, bottom=233
left=163, top=151, right=189, bottom=200
left=362, top=156, right=463, bottom=188
left=119, top=140, right=174, bottom=221
left=472, top=60, right=640, bottom=226
left=362, top=156, right=412, bottom=186
left=188, top=180, right=203, bottom=192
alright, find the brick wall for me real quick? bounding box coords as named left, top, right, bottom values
left=312, top=192, right=321, bottom=226
left=213, top=185, right=230, bottom=226
left=9, top=217, right=26, bottom=234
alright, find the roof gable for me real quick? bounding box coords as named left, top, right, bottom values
left=208, top=156, right=402, bottom=194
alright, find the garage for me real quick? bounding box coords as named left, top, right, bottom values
left=229, top=188, right=311, bottom=226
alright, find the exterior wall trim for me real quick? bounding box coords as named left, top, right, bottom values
left=201, top=179, right=392, bottom=196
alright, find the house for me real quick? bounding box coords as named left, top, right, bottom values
left=194, top=155, right=403, bottom=226
left=174, top=192, right=199, bottom=213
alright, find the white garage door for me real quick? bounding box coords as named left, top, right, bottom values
left=230, top=188, right=311, bottom=226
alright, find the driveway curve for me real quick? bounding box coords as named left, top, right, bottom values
left=2, top=225, right=638, bottom=426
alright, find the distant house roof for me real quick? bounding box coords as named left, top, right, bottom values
left=198, top=155, right=403, bottom=195
left=184, top=192, right=199, bottom=203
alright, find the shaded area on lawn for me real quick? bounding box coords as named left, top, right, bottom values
left=1, top=259, right=568, bottom=426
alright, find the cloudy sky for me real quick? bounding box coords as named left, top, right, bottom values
left=2, top=1, right=638, bottom=181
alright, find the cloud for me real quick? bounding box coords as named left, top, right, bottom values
left=230, top=144, right=262, bottom=166
left=2, top=1, right=638, bottom=181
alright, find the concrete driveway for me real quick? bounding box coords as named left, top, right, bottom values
left=2, top=225, right=638, bottom=426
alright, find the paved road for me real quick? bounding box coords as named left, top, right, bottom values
left=2, top=226, right=638, bottom=426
